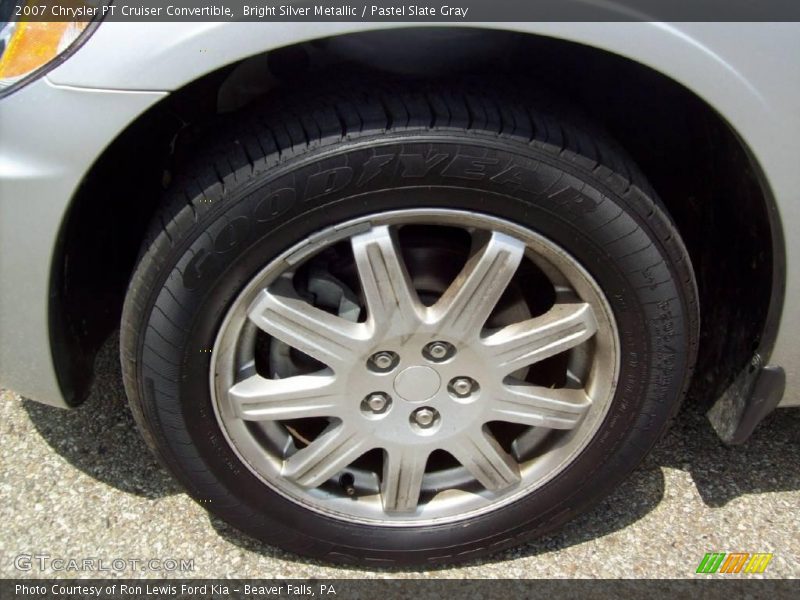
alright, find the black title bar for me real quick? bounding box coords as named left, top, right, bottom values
left=7, top=0, right=800, bottom=22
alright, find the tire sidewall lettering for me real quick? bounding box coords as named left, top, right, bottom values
left=180, top=143, right=614, bottom=292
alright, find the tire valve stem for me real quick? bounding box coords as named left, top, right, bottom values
left=339, top=473, right=357, bottom=497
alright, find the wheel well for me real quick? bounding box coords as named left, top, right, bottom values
left=52, top=28, right=779, bottom=410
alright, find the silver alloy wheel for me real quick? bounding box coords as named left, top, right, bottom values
left=211, top=209, right=619, bottom=525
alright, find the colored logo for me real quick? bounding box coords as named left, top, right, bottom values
left=696, top=552, right=773, bottom=574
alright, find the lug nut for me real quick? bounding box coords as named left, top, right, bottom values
left=361, top=391, right=392, bottom=418
left=368, top=351, right=398, bottom=372
left=373, top=353, right=393, bottom=369
left=423, top=341, right=454, bottom=362
left=366, top=392, right=389, bottom=412
left=412, top=407, right=437, bottom=428
left=450, top=377, right=476, bottom=398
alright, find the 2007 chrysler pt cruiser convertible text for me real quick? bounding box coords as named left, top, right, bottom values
left=1, top=11, right=798, bottom=565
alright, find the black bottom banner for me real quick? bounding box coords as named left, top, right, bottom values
left=2, top=579, right=799, bottom=600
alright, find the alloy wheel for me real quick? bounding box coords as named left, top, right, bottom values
left=211, top=209, right=619, bottom=525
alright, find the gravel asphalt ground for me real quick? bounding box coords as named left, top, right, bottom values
left=1, top=334, right=798, bottom=580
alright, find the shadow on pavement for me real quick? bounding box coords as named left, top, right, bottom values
left=22, top=332, right=800, bottom=567
left=22, top=333, right=181, bottom=499
left=657, top=400, right=800, bottom=508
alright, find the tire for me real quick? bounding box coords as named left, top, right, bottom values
left=121, top=79, right=699, bottom=566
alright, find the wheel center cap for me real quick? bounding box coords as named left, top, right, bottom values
left=394, top=366, right=441, bottom=402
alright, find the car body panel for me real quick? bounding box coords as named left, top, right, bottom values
left=0, top=22, right=798, bottom=407
left=0, top=79, right=166, bottom=406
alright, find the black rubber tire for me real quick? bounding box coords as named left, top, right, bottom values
left=120, top=79, right=699, bottom=566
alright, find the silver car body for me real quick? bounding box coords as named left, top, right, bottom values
left=1, top=21, right=799, bottom=408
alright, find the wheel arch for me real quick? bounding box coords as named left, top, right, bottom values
left=50, top=26, right=784, bottom=415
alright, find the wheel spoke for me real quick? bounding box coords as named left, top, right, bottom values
left=283, top=424, right=371, bottom=488
left=228, top=373, right=340, bottom=421
left=248, top=278, right=369, bottom=371
left=433, top=232, right=525, bottom=337
left=482, top=302, right=597, bottom=375
left=381, top=447, right=429, bottom=513
left=351, top=225, right=422, bottom=334
left=489, top=384, right=591, bottom=429
left=447, top=428, right=521, bottom=492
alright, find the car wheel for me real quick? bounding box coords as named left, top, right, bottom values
left=121, top=81, right=698, bottom=565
